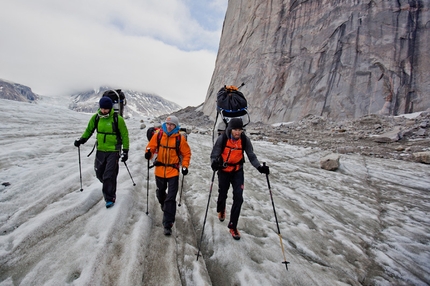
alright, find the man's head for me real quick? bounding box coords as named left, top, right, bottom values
left=228, top=118, right=243, bottom=139
left=99, top=97, right=113, bottom=115
left=165, top=115, right=179, bottom=132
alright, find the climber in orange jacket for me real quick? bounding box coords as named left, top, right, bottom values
left=145, top=115, right=191, bottom=235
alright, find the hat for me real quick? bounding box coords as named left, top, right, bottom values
left=165, top=115, right=179, bottom=127
left=99, top=97, right=113, bottom=109
left=228, top=118, right=243, bottom=130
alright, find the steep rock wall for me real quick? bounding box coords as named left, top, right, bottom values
left=202, top=0, right=430, bottom=124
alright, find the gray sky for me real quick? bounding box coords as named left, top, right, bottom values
left=0, top=0, right=228, bottom=107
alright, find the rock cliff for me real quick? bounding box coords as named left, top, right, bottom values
left=0, top=79, right=39, bottom=102
left=202, top=0, right=430, bottom=124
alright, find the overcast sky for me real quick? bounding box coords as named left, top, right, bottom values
left=0, top=0, right=228, bottom=107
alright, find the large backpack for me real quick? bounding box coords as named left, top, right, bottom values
left=213, top=83, right=250, bottom=143
left=102, top=89, right=126, bottom=116
left=146, top=126, right=160, bottom=141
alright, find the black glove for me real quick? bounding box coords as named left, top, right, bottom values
left=182, top=167, right=188, bottom=176
left=145, top=149, right=151, bottom=160
left=74, top=138, right=86, bottom=147
left=211, top=158, right=222, bottom=171
left=257, top=165, right=270, bottom=174
left=121, top=150, right=128, bottom=162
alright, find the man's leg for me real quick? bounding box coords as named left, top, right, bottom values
left=162, top=176, right=179, bottom=231
left=228, top=169, right=244, bottom=230
left=102, top=152, right=120, bottom=203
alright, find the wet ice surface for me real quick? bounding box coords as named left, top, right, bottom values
left=0, top=98, right=429, bottom=285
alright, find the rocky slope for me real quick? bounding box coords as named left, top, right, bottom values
left=0, top=79, right=39, bottom=102
left=168, top=106, right=430, bottom=163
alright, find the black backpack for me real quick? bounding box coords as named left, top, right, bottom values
left=102, top=89, right=126, bottom=116
left=146, top=126, right=159, bottom=141
left=216, top=84, right=248, bottom=118
left=213, top=83, right=250, bottom=143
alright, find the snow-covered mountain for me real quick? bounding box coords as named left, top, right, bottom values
left=69, top=86, right=182, bottom=118
left=0, top=79, right=182, bottom=118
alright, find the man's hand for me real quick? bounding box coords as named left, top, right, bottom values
left=182, top=167, right=188, bottom=176
left=257, top=165, right=270, bottom=174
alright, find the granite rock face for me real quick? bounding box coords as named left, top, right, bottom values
left=202, top=0, right=430, bottom=124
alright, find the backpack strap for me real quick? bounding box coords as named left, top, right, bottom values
left=87, top=113, right=121, bottom=157
left=154, top=130, right=182, bottom=169
left=220, top=132, right=247, bottom=167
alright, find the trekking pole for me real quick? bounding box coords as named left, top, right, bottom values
left=263, top=162, right=290, bottom=271
left=78, top=146, right=84, bottom=192
left=178, top=174, right=185, bottom=207
left=146, top=156, right=150, bottom=215
left=123, top=161, right=136, bottom=186
left=196, top=170, right=216, bottom=261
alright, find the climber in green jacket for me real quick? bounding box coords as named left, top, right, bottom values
left=74, top=97, right=129, bottom=208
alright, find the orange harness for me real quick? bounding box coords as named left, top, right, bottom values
left=221, top=138, right=244, bottom=172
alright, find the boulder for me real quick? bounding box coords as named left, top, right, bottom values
left=320, top=154, right=340, bottom=171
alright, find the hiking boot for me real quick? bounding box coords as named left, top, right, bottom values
left=229, top=228, right=241, bottom=240
left=164, top=223, right=173, bottom=236
left=164, top=226, right=172, bottom=236
left=105, top=201, right=114, bottom=208
left=218, top=209, right=226, bottom=222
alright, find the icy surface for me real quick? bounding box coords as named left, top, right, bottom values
left=0, top=98, right=429, bottom=285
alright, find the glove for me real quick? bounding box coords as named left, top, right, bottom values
left=121, top=150, right=128, bottom=162
left=257, top=165, right=270, bottom=174
left=74, top=138, right=86, bottom=147
left=182, top=167, right=188, bottom=176
left=211, top=158, right=222, bottom=171
left=145, top=149, right=151, bottom=160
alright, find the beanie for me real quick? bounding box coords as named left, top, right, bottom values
left=99, top=97, right=113, bottom=109
left=165, top=115, right=179, bottom=127
left=228, top=118, right=243, bottom=130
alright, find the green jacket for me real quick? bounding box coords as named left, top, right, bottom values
left=81, top=109, right=129, bottom=152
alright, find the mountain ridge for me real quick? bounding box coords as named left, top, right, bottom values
left=0, top=79, right=182, bottom=118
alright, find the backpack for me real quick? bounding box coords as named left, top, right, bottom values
left=216, top=84, right=248, bottom=118
left=102, top=89, right=126, bottom=116
left=146, top=126, right=160, bottom=141
left=213, top=83, right=250, bottom=143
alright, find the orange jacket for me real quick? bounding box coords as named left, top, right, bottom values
left=146, top=131, right=191, bottom=178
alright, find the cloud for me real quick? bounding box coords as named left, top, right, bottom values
left=0, top=0, right=227, bottom=107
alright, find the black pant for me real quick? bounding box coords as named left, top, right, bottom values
left=155, top=176, right=179, bottom=228
left=95, top=151, right=119, bottom=203
left=217, top=168, right=244, bottom=229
